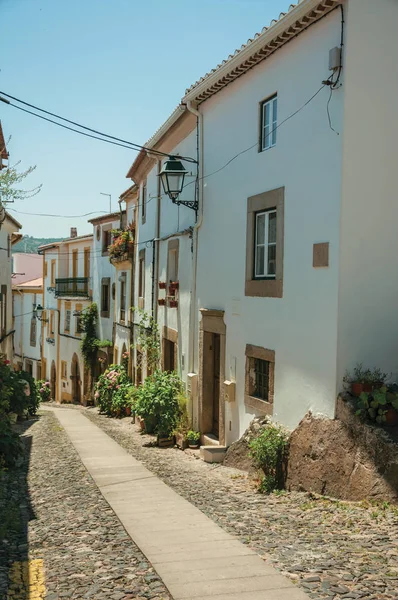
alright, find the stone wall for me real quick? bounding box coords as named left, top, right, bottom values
left=224, top=398, right=398, bottom=503
left=286, top=396, right=398, bottom=503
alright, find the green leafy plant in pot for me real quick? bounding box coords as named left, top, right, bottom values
left=186, top=430, right=201, bottom=448
left=356, top=386, right=398, bottom=426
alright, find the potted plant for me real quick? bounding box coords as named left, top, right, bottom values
left=169, top=299, right=178, bottom=308
left=159, top=282, right=167, bottom=289
left=169, top=281, right=179, bottom=292
left=135, top=371, right=181, bottom=437
left=174, top=393, right=191, bottom=450
left=356, top=386, right=398, bottom=426
left=344, top=363, right=372, bottom=396
left=187, top=430, right=201, bottom=449
left=158, top=298, right=166, bottom=306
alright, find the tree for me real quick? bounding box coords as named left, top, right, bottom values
left=0, top=161, right=42, bottom=205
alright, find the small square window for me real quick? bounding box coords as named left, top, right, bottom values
left=260, top=95, right=277, bottom=151
left=245, top=345, right=275, bottom=415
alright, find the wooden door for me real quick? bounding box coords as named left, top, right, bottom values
left=212, top=333, right=220, bottom=437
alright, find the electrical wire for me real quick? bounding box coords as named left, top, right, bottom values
left=9, top=209, right=109, bottom=218
left=0, top=91, right=197, bottom=163
left=13, top=310, right=36, bottom=318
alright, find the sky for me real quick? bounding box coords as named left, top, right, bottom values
left=1, top=0, right=290, bottom=238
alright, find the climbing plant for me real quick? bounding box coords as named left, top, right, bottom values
left=132, top=308, right=160, bottom=374
left=80, top=303, right=99, bottom=368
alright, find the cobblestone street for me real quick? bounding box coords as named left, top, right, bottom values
left=1, top=411, right=171, bottom=600
left=80, top=406, right=398, bottom=600
left=1, top=405, right=397, bottom=600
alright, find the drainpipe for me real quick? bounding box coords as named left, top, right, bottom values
left=186, top=101, right=204, bottom=376
left=153, top=161, right=161, bottom=323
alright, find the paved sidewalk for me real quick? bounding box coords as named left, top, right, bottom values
left=48, top=406, right=310, bottom=600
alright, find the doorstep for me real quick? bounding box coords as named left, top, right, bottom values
left=200, top=445, right=227, bottom=463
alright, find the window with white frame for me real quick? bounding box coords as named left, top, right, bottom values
left=260, top=95, right=277, bottom=151
left=254, top=209, right=276, bottom=279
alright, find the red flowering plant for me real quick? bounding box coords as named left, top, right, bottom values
left=94, top=363, right=130, bottom=415
left=108, top=229, right=132, bottom=261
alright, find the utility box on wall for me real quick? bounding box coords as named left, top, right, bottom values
left=224, top=380, right=236, bottom=403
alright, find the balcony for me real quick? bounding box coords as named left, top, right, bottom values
left=55, top=277, right=90, bottom=298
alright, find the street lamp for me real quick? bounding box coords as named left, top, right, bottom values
left=35, top=304, right=49, bottom=322
left=159, top=156, right=188, bottom=203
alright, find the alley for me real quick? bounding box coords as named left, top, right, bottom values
left=1, top=406, right=397, bottom=600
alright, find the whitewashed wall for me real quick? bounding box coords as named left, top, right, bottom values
left=0, top=218, right=18, bottom=359
left=132, top=127, right=197, bottom=382
left=91, top=217, right=119, bottom=343
left=337, top=0, right=398, bottom=383
left=12, top=289, right=42, bottom=376
left=196, top=9, right=344, bottom=439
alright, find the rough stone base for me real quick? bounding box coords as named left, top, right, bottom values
left=223, top=416, right=269, bottom=473
left=200, top=445, right=227, bottom=463
left=286, top=396, right=398, bottom=503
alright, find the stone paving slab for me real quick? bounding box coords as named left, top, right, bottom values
left=49, top=406, right=310, bottom=600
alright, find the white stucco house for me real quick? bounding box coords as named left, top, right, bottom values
left=39, top=229, right=92, bottom=403
left=125, top=112, right=197, bottom=398
left=0, top=211, right=22, bottom=360
left=125, top=0, right=398, bottom=446
left=12, top=276, right=43, bottom=377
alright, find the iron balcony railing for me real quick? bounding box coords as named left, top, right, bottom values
left=55, top=277, right=89, bottom=298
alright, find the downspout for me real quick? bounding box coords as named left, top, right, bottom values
left=186, top=101, right=204, bottom=377
left=154, top=161, right=161, bottom=323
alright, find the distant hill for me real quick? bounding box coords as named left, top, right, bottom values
left=12, top=236, right=63, bottom=254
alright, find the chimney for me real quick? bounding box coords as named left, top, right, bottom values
left=70, top=227, right=77, bottom=238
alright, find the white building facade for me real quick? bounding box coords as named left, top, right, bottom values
left=0, top=212, right=22, bottom=360
left=177, top=0, right=398, bottom=443
left=40, top=230, right=92, bottom=402
left=12, top=278, right=43, bottom=377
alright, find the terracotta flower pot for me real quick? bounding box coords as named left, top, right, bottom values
left=385, top=407, right=398, bottom=427
left=169, top=300, right=178, bottom=308
left=159, top=282, right=167, bottom=289
left=139, top=418, right=145, bottom=431
left=125, top=406, right=131, bottom=417
left=363, top=383, right=373, bottom=393
left=351, top=382, right=364, bottom=397
left=158, top=299, right=166, bottom=306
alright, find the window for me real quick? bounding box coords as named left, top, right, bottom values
left=72, top=250, right=78, bottom=279
left=61, top=361, right=67, bottom=380
left=120, top=274, right=126, bottom=322
left=102, top=229, right=112, bottom=254
left=101, top=277, right=110, bottom=318
left=141, top=182, right=147, bottom=224
left=36, top=363, right=42, bottom=381
left=30, top=317, right=37, bottom=347
left=84, top=248, right=90, bottom=280
left=162, top=326, right=178, bottom=373
left=138, top=249, right=145, bottom=309
left=167, top=239, right=179, bottom=283
left=51, top=260, right=56, bottom=286
left=245, top=344, right=275, bottom=415
left=245, top=187, right=284, bottom=298
left=254, top=210, right=276, bottom=279
left=25, top=360, right=33, bottom=376
left=75, top=303, right=83, bottom=335
left=65, top=303, right=71, bottom=332
left=260, top=95, right=277, bottom=151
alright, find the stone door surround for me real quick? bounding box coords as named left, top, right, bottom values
left=199, top=309, right=226, bottom=445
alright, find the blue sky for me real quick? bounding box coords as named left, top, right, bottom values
left=1, top=0, right=289, bottom=238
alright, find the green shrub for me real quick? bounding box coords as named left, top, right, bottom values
left=135, top=371, right=182, bottom=436
left=0, top=417, right=23, bottom=468
left=174, top=392, right=191, bottom=435
left=187, top=430, right=200, bottom=444
left=249, top=422, right=289, bottom=494
left=94, top=364, right=130, bottom=415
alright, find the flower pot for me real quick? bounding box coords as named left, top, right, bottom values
left=125, top=406, right=131, bottom=417
left=158, top=299, right=166, bottom=306
left=157, top=435, right=175, bottom=448
left=169, top=300, right=178, bottom=308
left=385, top=407, right=398, bottom=427
left=363, top=383, right=373, bottom=393
left=139, top=418, right=145, bottom=431
left=169, top=281, right=179, bottom=290
left=188, top=443, right=200, bottom=449
left=351, top=382, right=364, bottom=397
left=159, top=282, right=167, bottom=290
